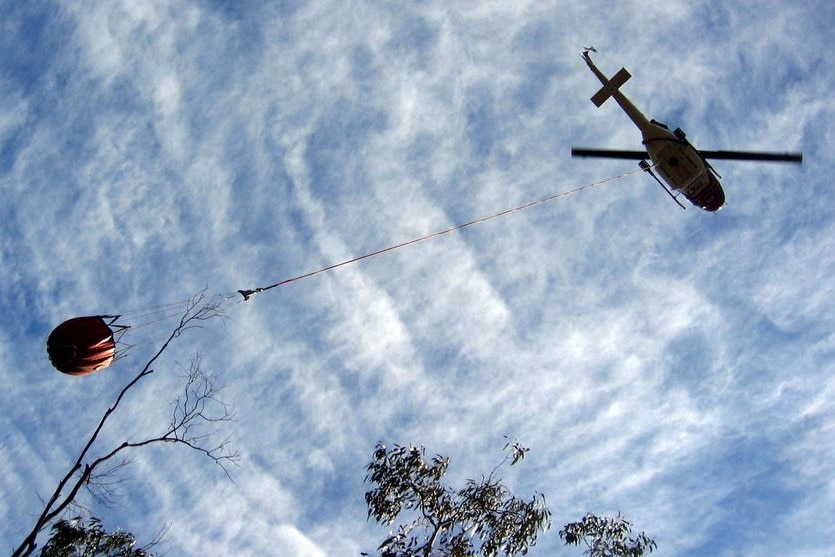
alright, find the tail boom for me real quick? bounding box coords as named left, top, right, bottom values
left=582, top=51, right=653, bottom=133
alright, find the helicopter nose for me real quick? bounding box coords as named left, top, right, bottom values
left=702, top=188, right=725, bottom=211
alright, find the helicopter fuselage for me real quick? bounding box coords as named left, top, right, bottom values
left=582, top=52, right=725, bottom=211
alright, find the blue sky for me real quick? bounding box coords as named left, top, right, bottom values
left=1, top=1, right=833, bottom=555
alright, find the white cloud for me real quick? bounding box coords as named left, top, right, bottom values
left=2, top=1, right=834, bottom=555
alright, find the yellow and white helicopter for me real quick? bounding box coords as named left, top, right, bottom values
left=572, top=49, right=802, bottom=211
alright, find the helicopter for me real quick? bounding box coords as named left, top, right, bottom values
left=572, top=49, right=803, bottom=211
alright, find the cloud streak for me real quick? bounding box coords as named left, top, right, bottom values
left=2, top=1, right=834, bottom=556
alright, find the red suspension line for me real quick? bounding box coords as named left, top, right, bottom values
left=237, top=168, right=640, bottom=300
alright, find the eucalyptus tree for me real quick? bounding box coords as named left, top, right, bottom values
left=363, top=441, right=657, bottom=557
left=363, top=440, right=551, bottom=557
left=560, top=513, right=657, bottom=557
left=39, top=517, right=157, bottom=557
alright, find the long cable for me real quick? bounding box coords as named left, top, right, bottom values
left=237, top=167, right=642, bottom=300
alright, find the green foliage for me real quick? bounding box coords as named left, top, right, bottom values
left=39, top=517, right=154, bottom=557
left=560, top=513, right=656, bottom=557
left=363, top=442, right=551, bottom=557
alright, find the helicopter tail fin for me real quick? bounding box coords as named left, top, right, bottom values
left=590, top=67, right=631, bottom=107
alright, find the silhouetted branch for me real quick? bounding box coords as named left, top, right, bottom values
left=13, top=292, right=234, bottom=557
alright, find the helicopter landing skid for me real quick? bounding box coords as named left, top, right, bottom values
left=639, top=160, right=686, bottom=210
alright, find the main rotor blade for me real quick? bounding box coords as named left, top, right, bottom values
left=571, top=148, right=648, bottom=160
left=697, top=150, right=803, bottom=163
left=572, top=147, right=803, bottom=163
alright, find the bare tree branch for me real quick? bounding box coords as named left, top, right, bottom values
left=14, top=292, right=235, bottom=557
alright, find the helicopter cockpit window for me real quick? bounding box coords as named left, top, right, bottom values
left=695, top=174, right=725, bottom=212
